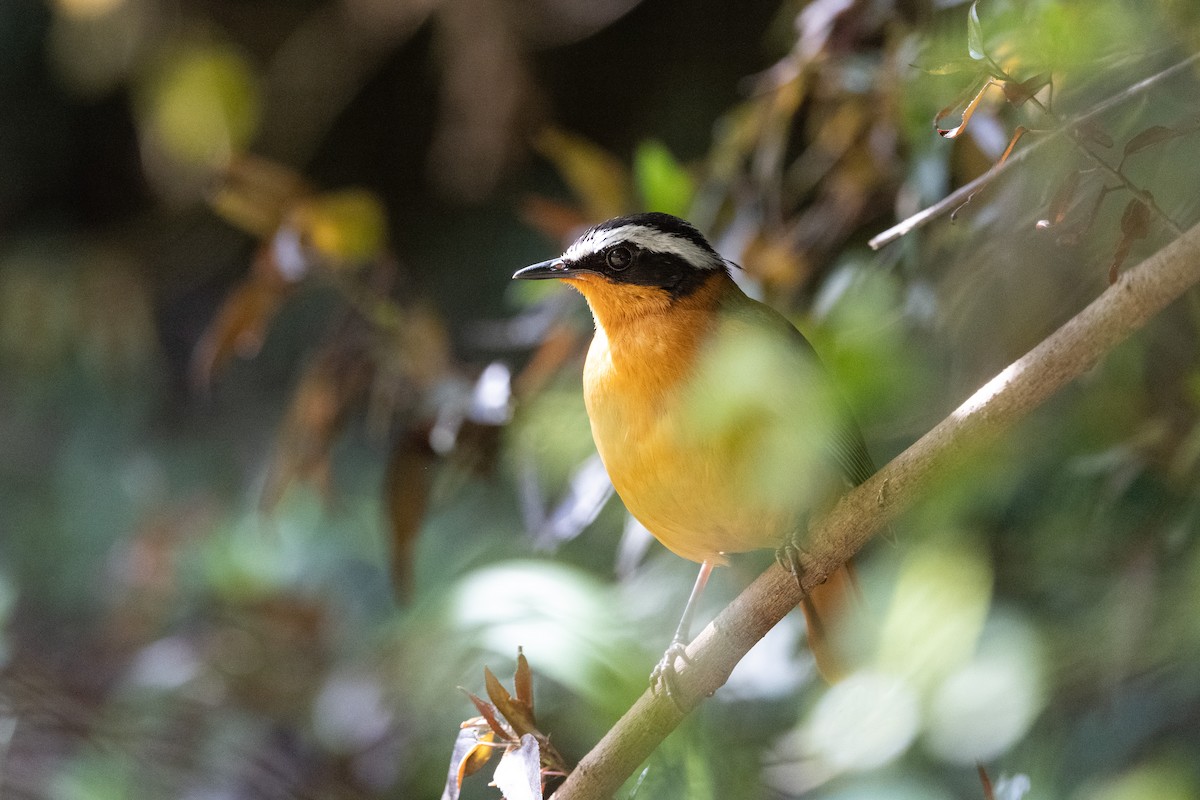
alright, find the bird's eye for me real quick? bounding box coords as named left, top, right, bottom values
left=605, top=246, right=633, bottom=271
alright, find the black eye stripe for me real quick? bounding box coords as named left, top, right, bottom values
left=559, top=213, right=728, bottom=300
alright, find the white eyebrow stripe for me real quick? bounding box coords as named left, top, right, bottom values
left=562, top=224, right=724, bottom=270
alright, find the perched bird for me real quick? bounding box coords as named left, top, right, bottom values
left=513, top=212, right=873, bottom=691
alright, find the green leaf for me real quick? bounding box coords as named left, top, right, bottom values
left=1123, top=125, right=1184, bottom=159
left=634, top=139, right=695, bottom=218
left=967, top=1, right=986, bottom=60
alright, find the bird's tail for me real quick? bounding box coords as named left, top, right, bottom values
left=800, top=561, right=858, bottom=682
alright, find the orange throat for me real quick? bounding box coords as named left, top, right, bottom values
left=562, top=270, right=732, bottom=335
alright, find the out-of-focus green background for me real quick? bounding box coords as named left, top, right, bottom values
left=3, top=0, right=1200, bottom=798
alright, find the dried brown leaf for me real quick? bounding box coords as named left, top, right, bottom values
left=514, top=648, right=534, bottom=713
left=463, top=690, right=515, bottom=742
left=384, top=430, right=435, bottom=603
left=1121, top=196, right=1152, bottom=238
left=189, top=250, right=292, bottom=390
left=458, top=654, right=573, bottom=794
left=260, top=326, right=375, bottom=510
left=1108, top=198, right=1151, bottom=283
left=484, top=667, right=539, bottom=739
left=1000, top=73, right=1049, bottom=107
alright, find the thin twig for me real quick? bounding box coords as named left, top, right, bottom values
left=869, top=52, right=1200, bottom=250
left=554, top=219, right=1200, bottom=799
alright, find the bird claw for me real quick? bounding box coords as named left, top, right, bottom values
left=776, top=537, right=809, bottom=586
left=650, top=640, right=691, bottom=702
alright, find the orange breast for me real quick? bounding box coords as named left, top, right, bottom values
left=577, top=273, right=842, bottom=563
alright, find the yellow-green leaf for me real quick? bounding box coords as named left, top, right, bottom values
left=139, top=41, right=260, bottom=166
left=634, top=139, right=694, bottom=218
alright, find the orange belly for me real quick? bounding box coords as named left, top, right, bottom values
left=583, top=308, right=841, bottom=564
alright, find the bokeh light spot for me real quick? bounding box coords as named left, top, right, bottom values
left=804, top=670, right=920, bottom=771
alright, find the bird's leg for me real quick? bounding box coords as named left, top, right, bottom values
left=775, top=519, right=810, bottom=586
left=650, top=559, right=715, bottom=700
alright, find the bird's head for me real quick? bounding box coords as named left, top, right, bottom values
left=512, top=212, right=730, bottom=325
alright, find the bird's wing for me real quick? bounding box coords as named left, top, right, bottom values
left=722, top=292, right=876, bottom=488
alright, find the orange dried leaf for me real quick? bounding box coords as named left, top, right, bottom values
left=485, top=667, right=538, bottom=739
left=514, top=648, right=534, bottom=712
left=443, top=725, right=496, bottom=800
left=936, top=79, right=995, bottom=138
left=483, top=667, right=513, bottom=709
left=457, top=731, right=497, bottom=783
left=995, top=125, right=1027, bottom=167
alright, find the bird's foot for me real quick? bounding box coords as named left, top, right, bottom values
left=650, top=639, right=691, bottom=703
left=775, top=536, right=810, bottom=587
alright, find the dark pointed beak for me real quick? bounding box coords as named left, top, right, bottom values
left=512, top=258, right=575, bottom=280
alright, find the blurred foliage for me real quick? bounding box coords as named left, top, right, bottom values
left=2, top=0, right=1200, bottom=798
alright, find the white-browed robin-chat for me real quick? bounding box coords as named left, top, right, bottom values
left=513, top=212, right=873, bottom=693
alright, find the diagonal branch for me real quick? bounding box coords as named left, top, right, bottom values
left=554, top=219, right=1200, bottom=799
